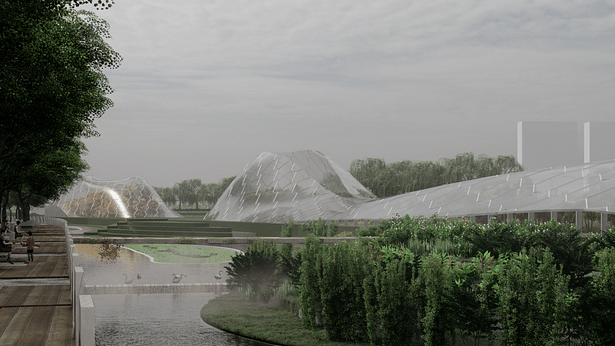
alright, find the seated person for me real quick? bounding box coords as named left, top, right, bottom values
left=13, top=220, right=23, bottom=238
left=0, top=230, right=14, bottom=264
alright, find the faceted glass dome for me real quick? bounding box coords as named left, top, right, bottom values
left=206, top=151, right=615, bottom=223
left=46, top=175, right=181, bottom=218
left=205, top=150, right=376, bottom=222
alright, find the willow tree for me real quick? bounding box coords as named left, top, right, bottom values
left=350, top=153, right=523, bottom=198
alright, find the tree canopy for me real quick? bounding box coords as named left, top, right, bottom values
left=0, top=0, right=121, bottom=220
left=349, top=153, right=523, bottom=198
left=154, top=176, right=236, bottom=210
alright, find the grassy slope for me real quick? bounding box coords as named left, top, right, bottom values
left=124, top=244, right=238, bottom=263
left=201, top=291, right=370, bottom=346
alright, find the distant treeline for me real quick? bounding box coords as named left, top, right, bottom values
left=155, top=152, right=522, bottom=209
left=154, top=177, right=235, bottom=210
left=349, top=152, right=523, bottom=198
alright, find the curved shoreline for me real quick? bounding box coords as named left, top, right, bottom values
left=123, top=244, right=242, bottom=264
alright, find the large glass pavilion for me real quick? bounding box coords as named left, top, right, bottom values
left=206, top=150, right=615, bottom=232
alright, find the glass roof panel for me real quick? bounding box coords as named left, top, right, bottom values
left=206, top=152, right=615, bottom=222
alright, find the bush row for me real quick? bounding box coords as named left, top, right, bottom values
left=361, top=215, right=615, bottom=288
left=299, top=238, right=615, bottom=345
left=226, top=216, right=615, bottom=345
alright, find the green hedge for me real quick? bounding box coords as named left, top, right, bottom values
left=296, top=216, right=615, bottom=346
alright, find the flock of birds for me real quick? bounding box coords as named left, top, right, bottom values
left=121, top=271, right=223, bottom=284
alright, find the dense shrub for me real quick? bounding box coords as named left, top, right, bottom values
left=420, top=253, right=456, bottom=345
left=464, top=220, right=532, bottom=257
left=580, top=248, right=615, bottom=345
left=299, top=234, right=323, bottom=329
left=289, top=215, right=615, bottom=344
left=372, top=257, right=420, bottom=346
left=532, top=220, right=595, bottom=288
left=225, top=239, right=285, bottom=303
left=279, top=221, right=302, bottom=287
left=301, top=218, right=338, bottom=237
left=320, top=241, right=369, bottom=342
left=496, top=248, right=572, bottom=346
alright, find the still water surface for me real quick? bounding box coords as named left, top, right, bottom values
left=75, top=244, right=275, bottom=346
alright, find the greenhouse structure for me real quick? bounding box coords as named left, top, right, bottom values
left=45, top=175, right=180, bottom=219
left=206, top=150, right=615, bottom=233
left=43, top=150, right=615, bottom=233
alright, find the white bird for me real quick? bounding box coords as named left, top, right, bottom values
left=171, top=273, right=186, bottom=283
left=214, top=270, right=223, bottom=280
left=123, top=274, right=134, bottom=284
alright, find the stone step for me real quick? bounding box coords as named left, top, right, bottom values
left=82, top=282, right=229, bottom=294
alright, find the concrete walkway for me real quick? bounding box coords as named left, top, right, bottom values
left=0, top=225, right=74, bottom=346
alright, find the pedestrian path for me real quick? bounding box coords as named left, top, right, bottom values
left=0, top=225, right=74, bottom=346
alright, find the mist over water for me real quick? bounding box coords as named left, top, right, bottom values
left=74, top=244, right=273, bottom=346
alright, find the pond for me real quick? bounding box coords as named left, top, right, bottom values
left=74, top=244, right=275, bottom=346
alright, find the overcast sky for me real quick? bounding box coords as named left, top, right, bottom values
left=79, top=0, right=615, bottom=187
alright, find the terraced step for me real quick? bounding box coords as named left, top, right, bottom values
left=107, top=223, right=217, bottom=230
left=85, top=219, right=234, bottom=238
left=99, top=231, right=232, bottom=238
left=122, top=221, right=209, bottom=227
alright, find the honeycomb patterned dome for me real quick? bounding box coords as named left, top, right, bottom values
left=46, top=175, right=180, bottom=218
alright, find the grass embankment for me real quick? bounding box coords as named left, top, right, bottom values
left=124, top=244, right=238, bottom=263
left=201, top=291, right=370, bottom=346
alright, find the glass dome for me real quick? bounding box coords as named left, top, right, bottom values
left=206, top=151, right=615, bottom=223
left=46, top=175, right=181, bottom=218
left=205, top=150, right=376, bottom=222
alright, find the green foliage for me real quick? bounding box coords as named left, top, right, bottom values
left=159, top=176, right=236, bottom=210
left=447, top=251, right=500, bottom=344
left=420, top=253, right=455, bottom=346
left=532, top=220, right=595, bottom=288
left=377, top=258, right=420, bottom=346
left=600, top=227, right=615, bottom=249
left=464, top=220, right=532, bottom=257
left=299, top=234, right=323, bottom=329
left=280, top=221, right=294, bottom=257
left=280, top=221, right=302, bottom=288
left=212, top=214, right=614, bottom=344
left=495, top=248, right=572, bottom=346
left=1, top=1, right=121, bottom=220
left=319, top=241, right=369, bottom=342
left=362, top=264, right=380, bottom=345
left=225, top=239, right=285, bottom=303
left=301, top=218, right=339, bottom=237
left=368, top=215, right=596, bottom=289
left=581, top=248, right=615, bottom=345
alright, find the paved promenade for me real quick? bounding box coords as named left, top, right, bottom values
left=0, top=225, right=74, bottom=346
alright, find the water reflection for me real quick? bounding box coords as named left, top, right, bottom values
left=93, top=293, right=272, bottom=346
left=75, top=244, right=274, bottom=346
left=75, top=244, right=230, bottom=286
